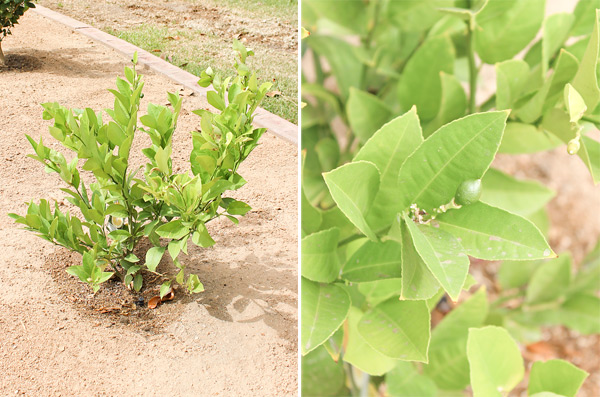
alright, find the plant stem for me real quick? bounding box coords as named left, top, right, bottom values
left=466, top=19, right=478, bottom=114
left=490, top=289, right=525, bottom=309
left=0, top=42, right=4, bottom=66
left=344, top=362, right=360, bottom=396
left=359, top=0, right=381, bottom=90
left=338, top=233, right=364, bottom=247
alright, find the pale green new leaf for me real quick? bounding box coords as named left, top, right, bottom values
left=301, top=228, right=340, bottom=283
left=354, top=108, right=423, bottom=232
left=342, top=240, right=402, bottom=282
left=397, top=111, right=508, bottom=213
left=347, top=88, right=393, bottom=143
left=435, top=202, right=556, bottom=261
left=301, top=278, right=351, bottom=355
left=528, top=359, right=588, bottom=397
left=403, top=213, right=469, bottom=301
left=145, top=246, right=166, bottom=272
left=467, top=326, right=524, bottom=397
left=480, top=168, right=555, bottom=217
left=398, top=35, right=455, bottom=121
left=358, top=298, right=430, bottom=362
left=323, top=161, right=380, bottom=241
left=474, top=0, right=545, bottom=64
left=343, top=307, right=398, bottom=376
left=564, top=84, right=587, bottom=123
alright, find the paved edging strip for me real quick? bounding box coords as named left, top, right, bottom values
left=31, top=5, right=298, bottom=145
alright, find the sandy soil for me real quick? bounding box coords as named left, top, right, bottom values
left=0, top=12, right=298, bottom=396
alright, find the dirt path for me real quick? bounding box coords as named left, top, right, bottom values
left=0, top=12, right=297, bottom=396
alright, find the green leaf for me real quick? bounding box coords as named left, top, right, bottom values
left=191, top=223, right=215, bottom=248
left=467, top=326, right=524, bottom=397
left=133, top=273, right=143, bottom=292
left=301, top=188, right=322, bottom=235
left=225, top=200, right=252, bottom=216
left=358, top=298, right=430, bottom=362
left=354, top=108, right=423, bottom=232
left=301, top=278, right=350, bottom=355
left=515, top=49, right=579, bottom=124
left=528, top=359, right=588, bottom=397
left=526, top=253, right=572, bottom=306
left=397, top=216, right=440, bottom=301
left=156, top=220, right=189, bottom=240
left=323, top=161, right=380, bottom=241
left=403, top=213, right=469, bottom=301
left=571, top=0, right=600, bottom=36
left=306, top=35, right=361, bottom=100
left=424, top=72, right=467, bottom=137
left=498, top=122, right=563, bottom=154
left=145, top=246, right=165, bottom=272
left=342, top=240, right=402, bottom=282
left=564, top=84, right=587, bottom=123
left=159, top=281, right=171, bottom=298
left=498, top=259, right=541, bottom=290
left=495, top=60, right=530, bottom=110
left=357, top=278, right=402, bottom=307
left=397, top=111, right=508, bottom=213
left=480, top=168, right=555, bottom=217
left=398, top=35, right=455, bottom=121
left=304, top=0, right=367, bottom=35
left=424, top=288, right=489, bottom=390
left=301, top=228, right=340, bottom=283
left=572, top=10, right=600, bottom=112
left=435, top=202, right=556, bottom=261
left=541, top=13, right=575, bottom=75
left=207, top=91, right=225, bottom=111
left=347, top=88, right=393, bottom=143
left=559, top=293, right=600, bottom=334
left=301, top=346, right=346, bottom=396
left=473, top=0, right=545, bottom=64
left=386, top=361, right=437, bottom=397
left=343, top=306, right=398, bottom=376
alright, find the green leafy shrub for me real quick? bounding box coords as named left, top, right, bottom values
left=301, top=0, right=598, bottom=395
left=10, top=42, right=272, bottom=296
left=0, top=0, right=35, bottom=64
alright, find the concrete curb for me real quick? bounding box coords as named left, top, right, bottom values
left=31, top=5, right=298, bottom=145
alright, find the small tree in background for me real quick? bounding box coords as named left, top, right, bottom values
left=0, top=1, right=35, bottom=65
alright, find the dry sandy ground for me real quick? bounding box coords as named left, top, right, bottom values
left=0, top=12, right=298, bottom=396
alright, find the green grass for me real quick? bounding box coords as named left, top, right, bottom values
left=106, top=23, right=297, bottom=123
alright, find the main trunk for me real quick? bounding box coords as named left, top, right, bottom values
left=0, top=42, right=5, bottom=66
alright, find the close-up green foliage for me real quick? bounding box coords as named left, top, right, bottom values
left=0, top=0, right=35, bottom=64
left=301, top=0, right=599, bottom=395
left=10, top=41, right=272, bottom=296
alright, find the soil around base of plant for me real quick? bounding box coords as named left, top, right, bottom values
left=0, top=12, right=298, bottom=396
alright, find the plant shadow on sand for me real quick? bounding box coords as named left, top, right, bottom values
left=0, top=48, right=116, bottom=77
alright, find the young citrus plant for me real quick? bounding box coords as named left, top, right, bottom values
left=10, top=41, right=272, bottom=297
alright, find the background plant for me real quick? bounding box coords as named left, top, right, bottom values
left=10, top=41, right=272, bottom=297
left=0, top=0, right=35, bottom=65
left=301, top=0, right=599, bottom=395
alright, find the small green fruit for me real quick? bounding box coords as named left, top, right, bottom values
left=455, top=179, right=482, bottom=206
